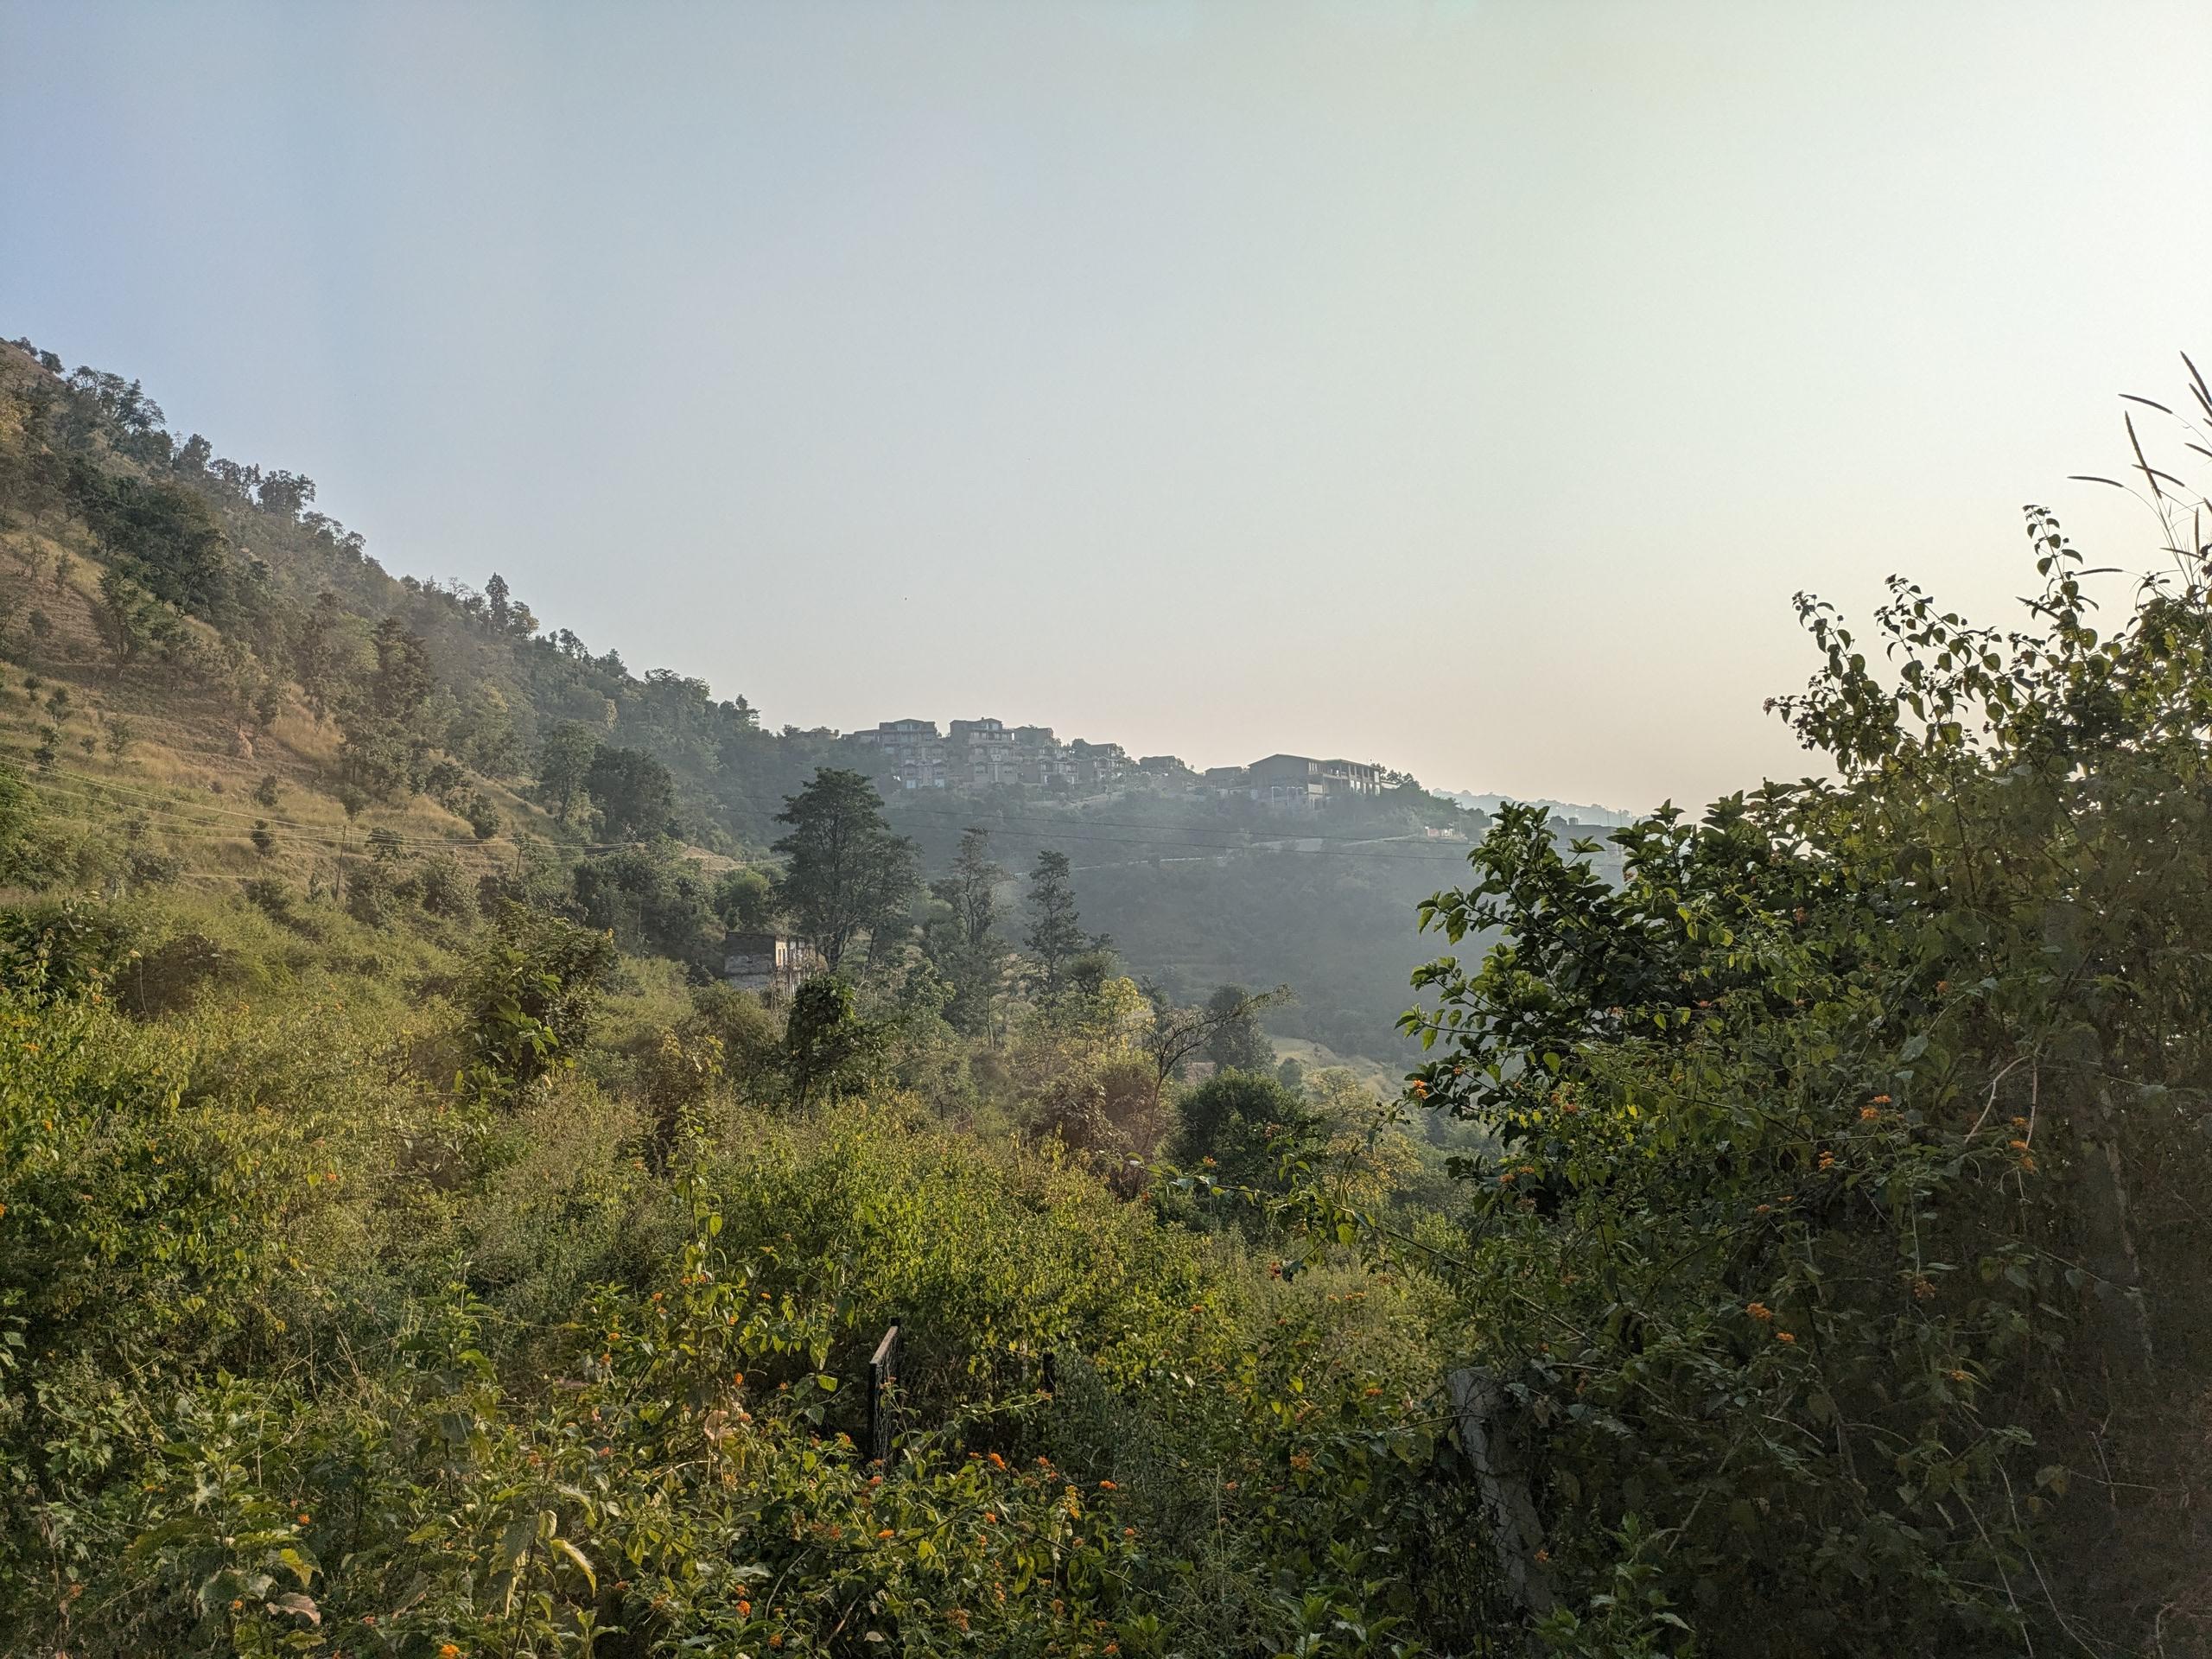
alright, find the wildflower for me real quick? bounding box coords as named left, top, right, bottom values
left=770, top=1637, right=784, bottom=1649
left=441, top=1647, right=460, bottom=1658
left=1535, top=1548, right=1551, bottom=1565
left=1817, top=1151, right=1836, bottom=1171
left=1289, top=1452, right=1313, bottom=1471
left=1410, top=1079, right=1428, bottom=1098
left=1948, top=1369, right=1970, bottom=1383
left=2009, top=1138, right=2030, bottom=1151
left=983, top=1512, right=997, bottom=1524
left=1776, top=1331, right=1797, bottom=1344
left=1755, top=1203, right=1771, bottom=1215
left=1859, top=1106, right=1880, bottom=1122
left=1912, top=1276, right=1936, bottom=1300
left=1122, top=1527, right=1136, bottom=1538
left=987, top=1451, right=1005, bottom=1469
left=737, top=1600, right=751, bottom=1616
left=1745, top=1302, right=1773, bottom=1322
left=297, top=1512, right=311, bottom=1525
left=1097, top=1478, right=1116, bottom=1490
left=878, top=1529, right=894, bottom=1540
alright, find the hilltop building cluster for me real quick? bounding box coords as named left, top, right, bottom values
left=850, top=717, right=1131, bottom=791
left=847, top=719, right=1383, bottom=810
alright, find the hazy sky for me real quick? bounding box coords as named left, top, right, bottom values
left=6, top=3, right=2209, bottom=810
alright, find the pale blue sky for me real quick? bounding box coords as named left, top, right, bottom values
left=5, top=2, right=2209, bottom=810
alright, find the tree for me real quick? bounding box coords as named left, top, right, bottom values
left=66, top=460, right=234, bottom=620
left=294, top=592, right=355, bottom=720
left=1169, top=1070, right=1317, bottom=1197
left=0, top=760, right=36, bottom=880
left=93, top=569, right=175, bottom=679
left=456, top=906, right=620, bottom=1108
left=250, top=820, right=276, bottom=858
left=571, top=842, right=720, bottom=966
left=770, top=768, right=919, bottom=971
left=583, top=745, right=678, bottom=842
left=1137, top=983, right=1293, bottom=1118
left=1204, top=982, right=1275, bottom=1072
left=485, top=571, right=512, bottom=632
left=535, top=721, right=601, bottom=824
left=256, top=469, right=315, bottom=519
left=781, top=976, right=884, bottom=1107
left=711, top=866, right=778, bottom=932
left=1382, top=373, right=2212, bottom=1651
left=927, top=826, right=1008, bottom=1036
left=1023, top=849, right=1090, bottom=991
left=339, top=620, right=437, bottom=800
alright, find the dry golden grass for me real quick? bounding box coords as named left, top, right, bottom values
left=3, top=524, right=563, bottom=895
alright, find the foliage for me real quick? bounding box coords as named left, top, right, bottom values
left=1391, top=432, right=2212, bottom=1650
left=925, top=826, right=1008, bottom=1036
left=782, top=975, right=886, bottom=1108
left=456, top=905, right=621, bottom=1106
left=1205, top=982, right=1276, bottom=1072
left=1023, top=848, right=1090, bottom=992
left=772, top=769, right=921, bottom=970
left=584, top=744, right=679, bottom=842
left=710, top=864, right=777, bottom=932
left=570, top=842, right=721, bottom=968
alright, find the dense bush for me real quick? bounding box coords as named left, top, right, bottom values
left=1389, top=496, right=2212, bottom=1654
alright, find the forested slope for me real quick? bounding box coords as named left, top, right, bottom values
left=0, top=336, right=1500, bottom=1057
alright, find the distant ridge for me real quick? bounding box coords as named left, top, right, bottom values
left=1434, top=790, right=1636, bottom=828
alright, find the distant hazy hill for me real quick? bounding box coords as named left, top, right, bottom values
left=1436, top=790, right=1636, bottom=827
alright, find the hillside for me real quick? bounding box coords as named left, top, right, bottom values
left=10, top=337, right=2212, bottom=1656
left=0, top=337, right=1506, bottom=1058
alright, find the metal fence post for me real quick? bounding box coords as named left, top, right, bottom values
left=868, top=1319, right=903, bottom=1464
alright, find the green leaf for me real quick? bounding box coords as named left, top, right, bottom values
left=549, top=1535, right=597, bottom=1593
